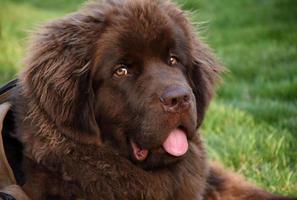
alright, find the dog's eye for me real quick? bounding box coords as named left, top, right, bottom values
left=114, top=65, right=128, bottom=77
left=168, top=56, right=179, bottom=66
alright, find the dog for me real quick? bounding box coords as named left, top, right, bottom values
left=4, top=0, right=295, bottom=199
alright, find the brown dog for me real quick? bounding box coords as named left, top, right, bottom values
left=6, top=0, right=295, bottom=199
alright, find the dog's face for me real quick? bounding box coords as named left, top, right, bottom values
left=92, top=7, right=197, bottom=168
left=91, top=1, right=222, bottom=169
left=22, top=0, right=220, bottom=169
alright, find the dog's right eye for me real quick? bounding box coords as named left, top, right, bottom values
left=114, top=65, right=129, bottom=78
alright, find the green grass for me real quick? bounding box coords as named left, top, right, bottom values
left=0, top=0, right=296, bottom=196
left=203, top=103, right=297, bottom=195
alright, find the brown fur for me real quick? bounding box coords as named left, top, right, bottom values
left=9, top=0, right=296, bottom=200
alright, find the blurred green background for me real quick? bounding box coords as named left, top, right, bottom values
left=0, top=0, right=296, bottom=196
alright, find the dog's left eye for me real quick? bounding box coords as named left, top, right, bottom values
left=168, top=56, right=179, bottom=66
left=114, top=65, right=129, bottom=78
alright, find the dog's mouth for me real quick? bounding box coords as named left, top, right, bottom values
left=130, top=126, right=189, bottom=162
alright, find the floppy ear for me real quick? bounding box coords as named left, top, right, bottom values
left=190, top=36, right=222, bottom=125
left=20, top=12, right=104, bottom=144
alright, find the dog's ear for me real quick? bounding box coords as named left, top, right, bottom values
left=190, top=36, right=223, bottom=124
left=20, top=12, right=104, bottom=145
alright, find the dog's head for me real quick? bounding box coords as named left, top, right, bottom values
left=21, top=0, right=221, bottom=169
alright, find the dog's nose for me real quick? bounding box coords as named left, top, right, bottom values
left=160, top=86, right=191, bottom=112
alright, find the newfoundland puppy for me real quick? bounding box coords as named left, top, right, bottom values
left=6, top=0, right=295, bottom=199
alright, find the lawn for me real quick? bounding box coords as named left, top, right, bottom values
left=0, top=0, right=296, bottom=196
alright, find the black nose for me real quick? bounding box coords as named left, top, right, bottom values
left=160, top=86, right=191, bottom=113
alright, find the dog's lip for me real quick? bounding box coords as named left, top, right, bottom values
left=130, top=125, right=190, bottom=162
left=130, top=140, right=149, bottom=161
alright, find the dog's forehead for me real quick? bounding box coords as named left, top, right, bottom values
left=92, top=0, right=190, bottom=77
left=109, top=1, right=177, bottom=50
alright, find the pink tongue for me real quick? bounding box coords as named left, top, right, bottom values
left=162, top=129, right=188, bottom=157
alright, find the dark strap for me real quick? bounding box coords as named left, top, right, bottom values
left=0, top=192, right=16, bottom=200
left=0, top=79, right=17, bottom=104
